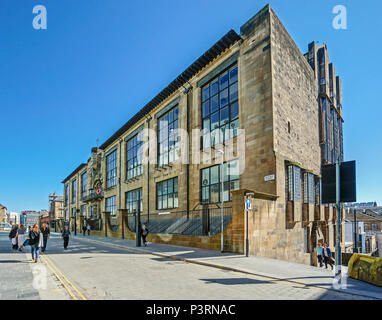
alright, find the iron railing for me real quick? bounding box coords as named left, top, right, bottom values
left=127, top=207, right=232, bottom=236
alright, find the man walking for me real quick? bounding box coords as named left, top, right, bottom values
left=62, top=225, right=71, bottom=250
left=315, top=243, right=324, bottom=267
left=82, top=224, right=87, bottom=236
left=87, top=224, right=91, bottom=236
left=40, top=223, right=50, bottom=253
left=322, top=243, right=334, bottom=270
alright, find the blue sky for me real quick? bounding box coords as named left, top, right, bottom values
left=0, top=0, right=380, bottom=212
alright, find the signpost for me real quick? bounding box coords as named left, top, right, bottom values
left=322, top=160, right=357, bottom=276
left=245, top=193, right=254, bottom=257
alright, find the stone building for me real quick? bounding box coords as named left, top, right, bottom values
left=0, top=204, right=7, bottom=223
left=47, top=193, right=64, bottom=225
left=61, top=5, right=345, bottom=265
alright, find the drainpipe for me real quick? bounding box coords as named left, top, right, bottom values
left=146, top=116, right=152, bottom=222
left=184, top=84, right=193, bottom=219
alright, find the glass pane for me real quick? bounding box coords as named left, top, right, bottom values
left=203, top=132, right=210, bottom=149
left=210, top=184, right=220, bottom=203
left=168, top=180, right=173, bottom=193
left=211, top=95, right=219, bottom=113
left=174, top=195, right=178, bottom=208
left=211, top=166, right=219, bottom=184
left=229, top=160, right=239, bottom=180
left=202, top=168, right=209, bottom=186
left=174, top=108, right=179, bottom=120
left=174, top=178, right=178, bottom=192
left=202, top=86, right=210, bottom=102
left=229, top=66, right=238, bottom=84
left=202, top=187, right=209, bottom=202
left=230, top=102, right=238, bottom=120
left=162, top=195, right=168, bottom=209
left=230, top=119, right=239, bottom=137
left=203, top=101, right=210, bottom=118
left=220, top=88, right=228, bottom=107
left=211, top=79, right=219, bottom=96
left=158, top=196, right=162, bottom=210
left=223, top=163, right=229, bottom=182
left=168, top=194, right=173, bottom=208
left=157, top=183, right=162, bottom=196
left=169, top=110, right=173, bottom=123
left=220, top=72, right=229, bottom=90
left=223, top=181, right=230, bottom=202
left=211, top=112, right=219, bottom=131
left=229, top=82, right=238, bottom=103
left=203, top=118, right=210, bottom=132
left=220, top=107, right=229, bottom=126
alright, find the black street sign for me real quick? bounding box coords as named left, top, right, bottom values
left=322, top=160, right=356, bottom=204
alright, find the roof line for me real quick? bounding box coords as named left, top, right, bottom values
left=99, top=29, right=241, bottom=151
left=61, top=163, right=87, bottom=184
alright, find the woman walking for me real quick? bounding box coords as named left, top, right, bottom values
left=9, top=224, right=18, bottom=250
left=28, top=224, right=43, bottom=263
left=62, top=225, right=71, bottom=250
left=141, top=224, right=149, bottom=247
left=16, top=224, right=27, bottom=252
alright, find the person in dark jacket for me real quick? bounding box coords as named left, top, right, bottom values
left=141, top=224, right=149, bottom=247
left=322, top=243, right=334, bottom=270
left=40, top=223, right=50, bottom=252
left=9, top=225, right=18, bottom=250
left=28, top=224, right=43, bottom=263
left=82, top=225, right=87, bottom=236
left=62, top=225, right=71, bottom=250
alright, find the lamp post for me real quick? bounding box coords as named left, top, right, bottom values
left=245, top=193, right=254, bottom=257
left=75, top=209, right=80, bottom=236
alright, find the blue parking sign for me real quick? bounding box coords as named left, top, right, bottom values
left=246, top=198, right=251, bottom=210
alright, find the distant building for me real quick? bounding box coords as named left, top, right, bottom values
left=0, top=204, right=7, bottom=223
left=49, top=193, right=64, bottom=221
left=345, top=202, right=378, bottom=208
left=6, top=212, right=20, bottom=225
left=21, top=211, right=42, bottom=227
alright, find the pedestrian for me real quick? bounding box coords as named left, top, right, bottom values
left=315, top=243, right=324, bottom=267
left=16, top=224, right=27, bottom=252
left=322, top=243, right=334, bottom=270
left=40, top=223, right=50, bottom=253
left=82, top=224, right=87, bottom=236
left=62, top=225, right=71, bottom=250
left=9, top=224, right=18, bottom=250
left=28, top=224, right=43, bottom=263
left=141, top=224, right=149, bottom=247
left=87, top=224, right=91, bottom=236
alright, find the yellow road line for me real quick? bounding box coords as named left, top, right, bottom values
left=40, top=255, right=78, bottom=300
left=42, top=254, right=87, bottom=300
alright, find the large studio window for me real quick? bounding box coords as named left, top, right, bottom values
left=303, top=172, right=315, bottom=204
left=106, top=150, right=117, bottom=188
left=158, top=107, right=179, bottom=166
left=127, top=131, right=144, bottom=180
left=71, top=179, right=77, bottom=203
left=126, top=189, right=143, bottom=214
left=81, top=171, right=87, bottom=199
left=286, top=165, right=301, bottom=202
left=202, top=65, right=239, bottom=148
left=157, top=177, right=178, bottom=210
left=105, top=196, right=117, bottom=216
left=201, top=159, right=239, bottom=204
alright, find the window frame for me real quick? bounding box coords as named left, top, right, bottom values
left=105, top=196, right=117, bottom=216
left=200, top=159, right=239, bottom=204
left=201, top=64, right=239, bottom=149
left=286, top=165, right=301, bottom=202
left=156, top=177, right=179, bottom=210
left=71, top=179, right=77, bottom=204
left=157, top=106, right=180, bottom=167
left=125, top=188, right=143, bottom=214
left=81, top=171, right=87, bottom=199
left=126, top=132, right=144, bottom=180
left=106, top=150, right=117, bottom=188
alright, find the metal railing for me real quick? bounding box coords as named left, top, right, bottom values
left=127, top=207, right=232, bottom=236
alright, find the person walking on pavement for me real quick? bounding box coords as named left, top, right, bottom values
left=87, top=224, right=91, bottom=236
left=9, top=224, right=18, bottom=250
left=28, top=224, right=43, bottom=263
left=141, top=224, right=149, bottom=247
left=315, top=243, right=324, bottom=268
left=40, top=223, right=50, bottom=253
left=16, top=224, right=27, bottom=252
left=322, top=243, right=334, bottom=270
left=82, top=224, right=87, bottom=236
left=62, top=225, right=71, bottom=250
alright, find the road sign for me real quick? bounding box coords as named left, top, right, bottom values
left=322, top=160, right=357, bottom=204
left=245, top=198, right=252, bottom=210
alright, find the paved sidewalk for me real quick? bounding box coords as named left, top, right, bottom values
left=68, top=233, right=382, bottom=300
